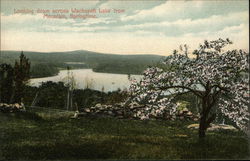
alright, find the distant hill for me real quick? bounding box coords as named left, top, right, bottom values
left=0, top=50, right=165, bottom=78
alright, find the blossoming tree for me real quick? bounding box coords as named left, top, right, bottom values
left=129, top=38, right=249, bottom=138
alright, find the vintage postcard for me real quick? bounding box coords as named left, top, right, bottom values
left=0, top=0, right=249, bottom=160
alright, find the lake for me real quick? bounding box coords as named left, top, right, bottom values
left=29, top=69, right=142, bottom=92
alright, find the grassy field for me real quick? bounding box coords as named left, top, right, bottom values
left=0, top=111, right=249, bottom=160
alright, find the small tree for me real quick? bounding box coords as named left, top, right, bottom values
left=0, top=64, right=14, bottom=103
left=12, top=52, right=30, bottom=103
left=63, top=66, right=77, bottom=110
left=129, top=38, right=249, bottom=138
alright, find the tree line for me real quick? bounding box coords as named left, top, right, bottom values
left=0, top=51, right=30, bottom=103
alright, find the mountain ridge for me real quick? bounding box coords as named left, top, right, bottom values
left=1, top=50, right=165, bottom=78
left=0, top=50, right=164, bottom=57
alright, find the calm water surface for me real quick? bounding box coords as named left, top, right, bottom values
left=29, top=69, right=142, bottom=92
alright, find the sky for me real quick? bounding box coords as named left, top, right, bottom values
left=0, top=0, right=249, bottom=56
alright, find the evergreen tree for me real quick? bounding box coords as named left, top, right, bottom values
left=0, top=63, right=14, bottom=103
left=13, top=51, right=30, bottom=103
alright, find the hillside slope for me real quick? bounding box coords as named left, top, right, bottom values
left=0, top=50, right=165, bottom=77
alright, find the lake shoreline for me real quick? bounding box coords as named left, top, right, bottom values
left=29, top=68, right=142, bottom=92
left=30, top=67, right=143, bottom=79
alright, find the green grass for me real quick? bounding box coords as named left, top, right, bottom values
left=0, top=111, right=249, bottom=160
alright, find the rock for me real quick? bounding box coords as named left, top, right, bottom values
left=186, top=111, right=192, bottom=116
left=185, top=115, right=193, bottom=118
left=112, top=106, right=119, bottom=110
left=119, top=102, right=125, bottom=106
left=0, top=103, right=25, bottom=113
left=116, top=110, right=123, bottom=115
left=187, top=124, right=199, bottom=129
left=219, top=125, right=237, bottom=130
left=108, top=111, right=114, bottom=115
left=187, top=123, right=238, bottom=131
left=15, top=103, right=20, bottom=109
left=116, top=116, right=124, bottom=119
left=71, top=111, right=79, bottom=119
left=129, top=106, right=135, bottom=109
left=103, top=110, right=109, bottom=114
left=178, top=110, right=183, bottom=115
left=207, top=124, right=238, bottom=131
left=193, top=117, right=199, bottom=121
left=78, top=112, right=86, bottom=116
left=101, top=105, right=107, bottom=110
left=106, top=105, right=112, bottom=109
left=95, top=103, right=102, bottom=109
left=165, top=115, right=171, bottom=119
left=84, top=108, right=90, bottom=113
left=115, top=103, right=123, bottom=107
left=183, top=108, right=188, bottom=113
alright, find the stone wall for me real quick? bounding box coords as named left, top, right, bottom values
left=76, top=102, right=199, bottom=121
left=0, top=103, right=26, bottom=113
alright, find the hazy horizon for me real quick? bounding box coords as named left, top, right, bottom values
left=0, top=49, right=165, bottom=56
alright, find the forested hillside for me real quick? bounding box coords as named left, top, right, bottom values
left=0, top=50, right=164, bottom=78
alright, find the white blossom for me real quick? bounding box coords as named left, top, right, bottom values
left=128, top=39, right=249, bottom=131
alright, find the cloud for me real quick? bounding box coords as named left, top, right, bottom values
left=116, top=11, right=248, bottom=38
left=1, top=12, right=75, bottom=23
left=121, top=1, right=204, bottom=22
left=43, top=25, right=108, bottom=32
left=1, top=12, right=111, bottom=32
left=73, top=17, right=116, bottom=26
left=0, top=12, right=75, bottom=32
left=1, top=0, right=100, bottom=15
left=121, top=0, right=248, bottom=24
left=1, top=12, right=43, bottom=23
left=1, top=1, right=248, bottom=37
left=98, top=1, right=165, bottom=13
left=0, top=1, right=248, bottom=55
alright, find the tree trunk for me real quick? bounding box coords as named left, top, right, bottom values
left=66, top=89, right=70, bottom=111
left=199, top=115, right=206, bottom=138
left=198, top=97, right=216, bottom=138
left=70, top=90, right=73, bottom=111
left=198, top=96, right=209, bottom=138
left=31, top=92, right=39, bottom=106
left=9, top=88, right=15, bottom=104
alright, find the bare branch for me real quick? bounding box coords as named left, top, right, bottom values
left=158, top=85, right=203, bottom=98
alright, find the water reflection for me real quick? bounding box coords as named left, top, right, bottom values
left=29, top=69, right=142, bottom=92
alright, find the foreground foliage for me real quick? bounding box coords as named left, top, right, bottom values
left=0, top=52, right=30, bottom=103
left=23, top=82, right=128, bottom=110
left=0, top=111, right=248, bottom=160
left=129, top=39, right=249, bottom=137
